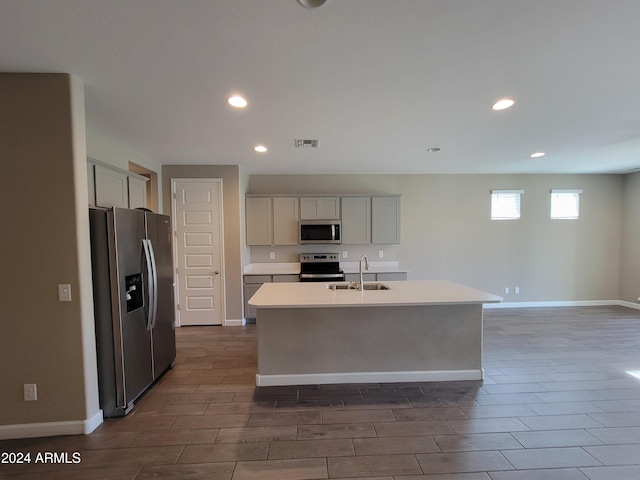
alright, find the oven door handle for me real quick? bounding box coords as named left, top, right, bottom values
left=300, top=273, right=345, bottom=280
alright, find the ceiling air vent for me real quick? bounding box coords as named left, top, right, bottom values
left=295, top=139, right=319, bottom=148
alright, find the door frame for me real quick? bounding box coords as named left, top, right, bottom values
left=171, top=178, right=226, bottom=327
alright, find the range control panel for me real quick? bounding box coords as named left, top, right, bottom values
left=300, top=253, right=340, bottom=263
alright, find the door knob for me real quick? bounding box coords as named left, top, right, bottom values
left=214, top=270, right=220, bottom=275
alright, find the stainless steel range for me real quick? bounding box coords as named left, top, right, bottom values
left=299, top=253, right=345, bottom=282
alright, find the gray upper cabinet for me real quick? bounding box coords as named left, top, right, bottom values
left=128, top=176, right=148, bottom=209
left=246, top=197, right=273, bottom=246
left=246, top=196, right=300, bottom=246
left=88, top=158, right=148, bottom=209
left=372, top=196, right=401, bottom=244
left=273, top=197, right=300, bottom=245
left=245, top=194, right=400, bottom=245
left=341, top=196, right=371, bottom=244
left=300, top=197, right=340, bottom=220
left=88, top=162, right=96, bottom=207
left=94, top=164, right=129, bottom=208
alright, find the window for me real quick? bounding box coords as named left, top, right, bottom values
left=550, top=189, right=582, bottom=219
left=491, top=190, right=523, bottom=220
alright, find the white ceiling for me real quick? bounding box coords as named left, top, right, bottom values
left=2, top=0, right=640, bottom=174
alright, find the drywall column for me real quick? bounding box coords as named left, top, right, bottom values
left=0, top=73, right=101, bottom=438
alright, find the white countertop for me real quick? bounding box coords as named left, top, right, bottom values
left=248, top=280, right=503, bottom=308
left=243, top=261, right=408, bottom=276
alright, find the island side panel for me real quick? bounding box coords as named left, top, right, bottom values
left=256, top=303, right=483, bottom=385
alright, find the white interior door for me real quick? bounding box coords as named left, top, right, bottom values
left=172, top=179, right=224, bottom=326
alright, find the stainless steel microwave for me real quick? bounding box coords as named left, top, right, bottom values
left=299, top=220, right=341, bottom=244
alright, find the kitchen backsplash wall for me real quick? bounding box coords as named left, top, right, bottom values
left=250, top=245, right=399, bottom=264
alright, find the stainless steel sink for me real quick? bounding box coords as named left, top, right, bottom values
left=326, top=283, right=355, bottom=290
left=326, top=282, right=390, bottom=291
left=362, top=283, right=391, bottom=290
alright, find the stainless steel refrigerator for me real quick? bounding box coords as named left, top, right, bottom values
left=89, top=207, right=176, bottom=417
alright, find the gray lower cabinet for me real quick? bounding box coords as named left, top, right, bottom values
left=272, top=274, right=300, bottom=282
left=244, top=274, right=300, bottom=319
left=344, top=272, right=407, bottom=282
left=345, top=273, right=376, bottom=282
left=244, top=275, right=270, bottom=320
left=376, top=272, right=408, bottom=281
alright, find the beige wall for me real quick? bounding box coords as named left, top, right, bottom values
left=0, top=74, right=99, bottom=432
left=620, top=172, right=640, bottom=303
left=248, top=173, right=623, bottom=302
left=397, top=174, right=622, bottom=302
left=162, top=165, right=244, bottom=321
left=249, top=174, right=397, bottom=195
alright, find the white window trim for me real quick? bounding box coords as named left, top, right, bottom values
left=491, top=189, right=524, bottom=220
left=550, top=189, right=582, bottom=220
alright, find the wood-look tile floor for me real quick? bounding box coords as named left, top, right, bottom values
left=3, top=306, right=640, bottom=479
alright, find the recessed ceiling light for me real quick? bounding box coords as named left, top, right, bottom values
left=427, top=147, right=441, bottom=152
left=228, top=95, right=247, bottom=108
left=530, top=152, right=545, bottom=158
left=492, top=98, right=515, bottom=111
left=297, top=0, right=328, bottom=7
left=254, top=145, right=267, bottom=153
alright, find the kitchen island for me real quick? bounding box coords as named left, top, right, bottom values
left=248, top=280, right=502, bottom=387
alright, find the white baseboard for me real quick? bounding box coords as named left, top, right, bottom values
left=224, top=318, right=244, bottom=326
left=484, top=300, right=625, bottom=309
left=0, top=410, right=103, bottom=440
left=617, top=301, right=640, bottom=310
left=84, top=410, right=103, bottom=434
left=256, top=369, right=483, bottom=387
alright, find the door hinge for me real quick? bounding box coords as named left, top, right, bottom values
left=177, top=304, right=180, bottom=311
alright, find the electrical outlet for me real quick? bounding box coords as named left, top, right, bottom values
left=269, top=252, right=276, bottom=260
left=58, top=284, right=72, bottom=302
left=342, top=251, right=348, bottom=259
left=504, top=287, right=510, bottom=294
left=378, top=250, right=384, bottom=258
left=515, top=286, right=520, bottom=294
left=24, top=384, right=37, bottom=401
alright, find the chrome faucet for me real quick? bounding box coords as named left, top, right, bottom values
left=358, top=254, right=369, bottom=291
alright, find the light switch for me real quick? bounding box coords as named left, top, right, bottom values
left=58, top=284, right=72, bottom=302
left=24, top=383, right=37, bottom=401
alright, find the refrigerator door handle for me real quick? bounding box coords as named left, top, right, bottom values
left=142, top=239, right=155, bottom=331
left=147, top=239, right=159, bottom=330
